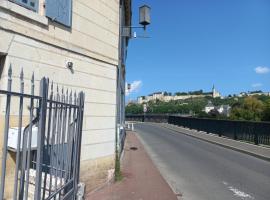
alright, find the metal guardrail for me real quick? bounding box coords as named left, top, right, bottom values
left=126, top=114, right=270, bottom=145
left=0, top=65, right=85, bottom=200
left=126, top=114, right=169, bottom=123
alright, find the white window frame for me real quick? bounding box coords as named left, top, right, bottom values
left=0, top=0, right=48, bottom=26
left=9, top=0, right=39, bottom=12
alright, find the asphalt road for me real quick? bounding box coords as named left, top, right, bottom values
left=135, top=123, right=270, bottom=200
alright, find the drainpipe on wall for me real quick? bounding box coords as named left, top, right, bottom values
left=115, top=0, right=124, bottom=180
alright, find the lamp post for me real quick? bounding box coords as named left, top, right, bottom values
left=115, top=2, right=151, bottom=180
left=117, top=2, right=151, bottom=139
left=121, top=4, right=151, bottom=38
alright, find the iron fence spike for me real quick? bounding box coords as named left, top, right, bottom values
left=8, top=64, right=12, bottom=79
left=31, top=72, right=34, bottom=83
left=20, top=68, right=24, bottom=80
left=62, top=86, right=65, bottom=103
left=31, top=72, right=35, bottom=95
left=66, top=89, right=69, bottom=102
left=70, top=90, right=73, bottom=104
left=50, top=81, right=54, bottom=97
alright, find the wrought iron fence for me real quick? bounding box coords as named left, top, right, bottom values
left=125, top=114, right=270, bottom=145
left=0, top=65, right=85, bottom=200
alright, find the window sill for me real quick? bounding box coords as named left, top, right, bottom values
left=0, top=1, right=48, bottom=26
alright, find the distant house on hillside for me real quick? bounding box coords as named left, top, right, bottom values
left=238, top=92, right=248, bottom=97
left=152, top=92, right=165, bottom=101
left=138, top=96, right=147, bottom=104
left=216, top=105, right=231, bottom=117
left=204, top=101, right=231, bottom=117
left=204, top=101, right=215, bottom=113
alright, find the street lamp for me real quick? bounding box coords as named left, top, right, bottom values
left=122, top=4, right=151, bottom=38
left=139, top=5, right=151, bottom=30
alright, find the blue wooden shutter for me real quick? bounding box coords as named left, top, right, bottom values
left=46, top=0, right=72, bottom=27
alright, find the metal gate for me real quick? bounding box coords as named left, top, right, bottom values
left=0, top=66, right=85, bottom=200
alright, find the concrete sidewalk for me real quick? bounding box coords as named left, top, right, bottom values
left=86, top=131, right=178, bottom=200
left=158, top=123, right=270, bottom=162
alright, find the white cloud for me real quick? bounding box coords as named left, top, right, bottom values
left=126, top=80, right=142, bottom=96
left=254, top=66, right=270, bottom=74
left=252, top=83, right=263, bottom=88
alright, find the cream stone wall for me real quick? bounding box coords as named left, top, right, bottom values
left=0, top=0, right=120, bottom=64
left=0, top=31, right=117, bottom=159
left=0, top=0, right=121, bottom=194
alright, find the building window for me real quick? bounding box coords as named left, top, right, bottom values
left=10, top=0, right=39, bottom=12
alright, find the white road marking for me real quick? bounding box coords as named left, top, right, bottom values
left=222, top=182, right=255, bottom=200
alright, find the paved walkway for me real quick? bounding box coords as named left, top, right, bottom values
left=159, top=123, right=270, bottom=162
left=87, top=131, right=178, bottom=200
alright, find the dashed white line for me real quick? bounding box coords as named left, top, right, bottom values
left=222, top=181, right=255, bottom=200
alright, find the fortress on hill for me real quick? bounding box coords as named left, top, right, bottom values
left=137, top=85, right=221, bottom=104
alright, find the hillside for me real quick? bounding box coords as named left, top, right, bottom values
left=126, top=95, right=270, bottom=122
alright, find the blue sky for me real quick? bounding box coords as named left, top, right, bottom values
left=126, top=0, right=270, bottom=100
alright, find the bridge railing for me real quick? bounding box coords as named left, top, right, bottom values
left=125, top=114, right=270, bottom=146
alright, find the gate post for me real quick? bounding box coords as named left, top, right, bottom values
left=0, top=65, right=12, bottom=200
left=74, top=92, right=85, bottom=199
left=34, top=78, right=48, bottom=200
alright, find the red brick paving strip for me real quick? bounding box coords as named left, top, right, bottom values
left=87, top=131, right=178, bottom=200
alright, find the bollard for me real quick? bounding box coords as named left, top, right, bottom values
left=131, top=123, right=134, bottom=131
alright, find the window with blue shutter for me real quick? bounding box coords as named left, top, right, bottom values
left=46, top=0, right=72, bottom=27
left=10, top=0, right=39, bottom=11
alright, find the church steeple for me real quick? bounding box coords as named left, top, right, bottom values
left=212, top=84, right=220, bottom=98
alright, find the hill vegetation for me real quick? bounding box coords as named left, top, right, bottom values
left=126, top=95, right=270, bottom=122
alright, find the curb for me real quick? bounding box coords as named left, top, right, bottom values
left=155, top=123, right=270, bottom=162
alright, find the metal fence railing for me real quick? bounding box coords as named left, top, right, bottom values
left=0, top=65, right=85, bottom=200
left=126, top=114, right=270, bottom=146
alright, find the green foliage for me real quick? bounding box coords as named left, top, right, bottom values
left=125, top=95, right=270, bottom=122
left=262, top=99, right=270, bottom=121
left=189, top=90, right=203, bottom=95
left=126, top=97, right=209, bottom=115
left=175, top=92, right=188, bottom=96
left=164, top=91, right=172, bottom=96
left=175, top=89, right=206, bottom=96
left=249, top=90, right=262, bottom=94
left=125, top=103, right=143, bottom=114
left=230, top=97, right=264, bottom=121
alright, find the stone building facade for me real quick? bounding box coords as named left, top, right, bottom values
left=0, top=0, right=131, bottom=196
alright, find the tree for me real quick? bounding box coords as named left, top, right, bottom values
left=262, top=99, right=270, bottom=121
left=230, top=97, right=264, bottom=121
left=125, top=103, right=143, bottom=114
